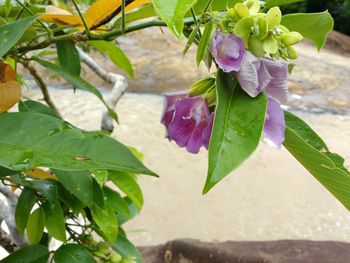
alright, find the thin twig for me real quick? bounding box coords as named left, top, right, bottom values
left=71, top=0, right=91, bottom=37
left=22, top=62, right=60, bottom=114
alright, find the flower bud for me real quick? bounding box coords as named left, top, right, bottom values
left=204, top=87, right=217, bottom=105
left=110, top=253, right=123, bottom=263
left=234, top=3, right=250, bottom=18
left=282, top=31, right=303, bottom=46
left=227, top=8, right=240, bottom=22
left=263, top=35, right=279, bottom=54
left=256, top=17, right=268, bottom=39
left=267, top=7, right=281, bottom=30
left=245, top=0, right=260, bottom=15
left=287, top=46, right=299, bottom=59
left=189, top=77, right=215, bottom=96
left=249, top=36, right=266, bottom=57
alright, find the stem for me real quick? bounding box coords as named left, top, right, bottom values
left=190, top=8, right=202, bottom=37
left=121, top=0, right=126, bottom=33
left=203, top=0, right=214, bottom=13
left=71, top=0, right=91, bottom=37
left=22, top=62, right=60, bottom=114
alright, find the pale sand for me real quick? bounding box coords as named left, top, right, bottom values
left=23, top=89, right=350, bottom=246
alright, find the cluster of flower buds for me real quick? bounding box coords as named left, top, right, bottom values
left=213, top=0, right=303, bottom=60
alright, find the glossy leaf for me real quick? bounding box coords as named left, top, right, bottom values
left=204, top=71, right=267, bottom=194
left=0, top=245, right=49, bottom=263
left=281, top=11, right=334, bottom=51
left=109, top=171, right=143, bottom=210
left=19, top=100, right=61, bottom=119
left=196, top=21, right=213, bottom=66
left=26, top=208, right=45, bottom=244
left=104, top=186, right=130, bottom=216
left=92, top=177, right=106, bottom=208
left=113, top=229, right=142, bottom=263
left=4, top=0, right=11, bottom=17
left=91, top=205, right=118, bottom=242
left=54, top=244, right=96, bottom=263
left=57, top=183, right=85, bottom=213
left=57, top=39, right=81, bottom=76
left=152, top=0, right=198, bottom=38
left=283, top=111, right=350, bottom=210
left=28, top=180, right=58, bottom=205
left=43, top=201, right=66, bottom=242
left=25, top=168, right=58, bottom=180
left=0, top=16, right=36, bottom=58
left=15, top=187, right=37, bottom=234
left=54, top=170, right=93, bottom=207
left=264, top=0, right=305, bottom=9
left=32, top=57, right=119, bottom=123
left=0, top=166, right=17, bottom=177
left=90, top=41, right=134, bottom=78
left=0, top=112, right=155, bottom=175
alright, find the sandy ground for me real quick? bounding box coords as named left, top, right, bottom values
left=21, top=89, right=350, bottom=246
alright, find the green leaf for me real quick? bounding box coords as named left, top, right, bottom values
left=57, top=183, right=85, bottom=213
left=0, top=112, right=155, bottom=176
left=0, top=16, right=36, bottom=58
left=54, top=244, right=96, bottom=263
left=92, top=177, right=105, bottom=208
left=27, top=180, right=58, bottom=205
left=0, top=166, right=17, bottom=177
left=32, top=57, right=119, bottom=123
left=19, top=100, right=61, bottom=119
left=104, top=187, right=130, bottom=216
left=203, top=71, right=267, bottom=194
left=152, top=0, right=198, bottom=38
left=112, top=229, right=142, bottom=263
left=15, top=187, right=37, bottom=234
left=91, top=205, right=118, bottom=242
left=5, top=0, right=11, bottom=17
left=196, top=21, right=213, bottom=66
left=281, top=11, right=334, bottom=51
left=0, top=245, right=49, bottom=263
left=56, top=39, right=81, bottom=76
left=109, top=171, right=143, bottom=210
left=90, top=41, right=134, bottom=78
left=114, top=5, right=156, bottom=27
left=26, top=208, right=45, bottom=244
left=42, top=201, right=66, bottom=242
left=54, top=170, right=93, bottom=207
left=283, top=111, right=350, bottom=210
left=183, top=24, right=200, bottom=56
left=264, top=0, right=305, bottom=9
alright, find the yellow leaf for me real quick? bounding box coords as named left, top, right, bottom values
left=25, top=168, right=57, bottom=180
left=40, top=6, right=83, bottom=26
left=0, top=62, right=21, bottom=113
left=125, top=0, right=150, bottom=12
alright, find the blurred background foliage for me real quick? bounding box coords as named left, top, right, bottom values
left=281, top=0, right=350, bottom=36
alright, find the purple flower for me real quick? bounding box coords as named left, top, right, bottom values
left=210, top=31, right=246, bottom=73
left=264, top=98, right=286, bottom=148
left=236, top=52, right=289, bottom=102
left=161, top=94, right=214, bottom=154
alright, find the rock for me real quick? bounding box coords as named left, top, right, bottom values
left=139, top=239, right=350, bottom=263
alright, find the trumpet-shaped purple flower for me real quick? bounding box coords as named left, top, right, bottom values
left=264, top=98, right=286, bottom=148
left=210, top=31, right=246, bottom=73
left=161, top=93, right=214, bottom=154
left=235, top=52, right=289, bottom=102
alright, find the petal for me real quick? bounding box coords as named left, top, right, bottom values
left=264, top=98, right=286, bottom=148
left=202, top=113, right=214, bottom=149
left=186, top=126, right=204, bottom=154
left=261, top=58, right=289, bottom=103
left=235, top=52, right=260, bottom=97
left=161, top=91, right=187, bottom=128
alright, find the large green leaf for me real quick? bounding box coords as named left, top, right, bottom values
left=54, top=244, right=96, bottom=263
left=104, top=186, right=130, bottom=216
left=91, top=205, right=119, bottom=242
left=19, top=100, right=61, bottom=119
left=0, top=245, right=49, bottom=263
left=0, top=16, right=36, bottom=58
left=57, top=39, right=81, bottom=76
left=0, top=166, right=17, bottom=177
left=113, top=229, right=142, bottom=263
left=109, top=171, right=143, bottom=210
left=15, top=187, right=37, bottom=234
left=203, top=71, right=267, bottom=194
left=90, top=41, right=134, bottom=78
left=32, top=57, right=119, bottom=123
left=281, top=11, right=334, bottom=51
left=196, top=21, right=213, bottom=66
left=152, top=0, right=198, bottom=38
left=54, top=170, right=93, bottom=207
left=26, top=208, right=45, bottom=244
left=264, top=0, right=305, bottom=9
left=43, top=201, right=66, bottom=242
left=0, top=112, right=155, bottom=175
left=283, top=111, right=350, bottom=210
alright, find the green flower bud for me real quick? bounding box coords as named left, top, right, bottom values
left=249, top=36, right=266, bottom=57
left=234, top=3, right=250, bottom=18
left=227, top=8, right=240, bottom=22
left=287, top=46, right=299, bottom=59
left=233, top=17, right=254, bottom=48
left=110, top=253, right=123, bottom=263
left=204, top=87, right=217, bottom=105
left=94, top=251, right=108, bottom=259
left=245, top=0, right=260, bottom=15
left=282, top=31, right=303, bottom=46
left=189, top=77, right=215, bottom=97
left=263, top=35, right=279, bottom=54
left=276, top=25, right=289, bottom=34
left=256, top=17, right=268, bottom=40
left=266, top=7, right=282, bottom=30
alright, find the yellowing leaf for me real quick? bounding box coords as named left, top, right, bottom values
left=40, top=0, right=151, bottom=29
left=25, top=168, right=58, bottom=180
left=0, top=61, right=21, bottom=113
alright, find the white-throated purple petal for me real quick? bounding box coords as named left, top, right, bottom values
left=211, top=31, right=246, bottom=73
left=261, top=58, right=289, bottom=103
left=202, top=112, right=214, bottom=149
left=161, top=91, right=187, bottom=133
left=236, top=52, right=272, bottom=97
left=264, top=98, right=286, bottom=148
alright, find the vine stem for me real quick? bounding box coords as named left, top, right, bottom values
left=71, top=0, right=91, bottom=37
